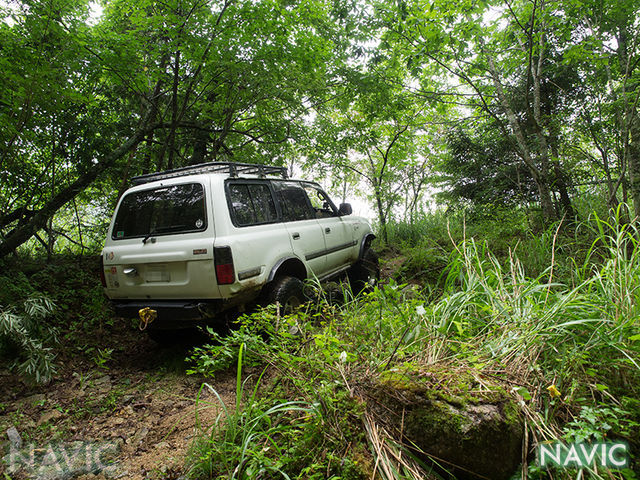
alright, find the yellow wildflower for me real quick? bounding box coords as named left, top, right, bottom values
left=547, top=384, right=561, bottom=398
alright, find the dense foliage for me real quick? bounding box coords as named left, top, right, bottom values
left=2, top=0, right=640, bottom=478
left=1, top=0, right=639, bottom=254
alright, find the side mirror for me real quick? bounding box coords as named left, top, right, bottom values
left=338, top=203, right=352, bottom=216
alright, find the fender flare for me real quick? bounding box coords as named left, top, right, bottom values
left=267, top=255, right=307, bottom=282
left=359, top=233, right=376, bottom=259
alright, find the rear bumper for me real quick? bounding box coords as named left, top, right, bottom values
left=112, top=300, right=224, bottom=329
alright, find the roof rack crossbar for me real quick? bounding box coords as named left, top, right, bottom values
left=131, top=162, right=288, bottom=185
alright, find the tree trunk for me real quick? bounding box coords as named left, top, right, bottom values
left=141, top=54, right=169, bottom=175
left=536, top=180, right=556, bottom=223
left=553, top=164, right=575, bottom=219
left=189, top=127, right=209, bottom=165
left=629, top=113, right=640, bottom=220
left=0, top=125, right=151, bottom=259
left=166, top=50, right=181, bottom=170
left=529, top=29, right=560, bottom=223
left=615, top=21, right=640, bottom=219
left=486, top=56, right=557, bottom=223
left=374, top=184, right=388, bottom=244
left=549, top=139, right=575, bottom=219
left=142, top=130, right=154, bottom=175
left=117, top=146, right=139, bottom=200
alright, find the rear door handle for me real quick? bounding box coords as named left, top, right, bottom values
left=325, top=228, right=331, bottom=233
left=292, top=233, right=300, bottom=240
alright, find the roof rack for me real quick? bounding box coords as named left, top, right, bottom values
left=131, top=162, right=289, bottom=185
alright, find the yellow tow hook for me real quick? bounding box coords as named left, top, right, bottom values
left=138, top=307, right=157, bottom=331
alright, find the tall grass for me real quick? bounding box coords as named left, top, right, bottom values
left=187, top=343, right=313, bottom=479
left=383, top=207, right=576, bottom=285
left=187, top=211, right=640, bottom=479
left=577, top=209, right=640, bottom=330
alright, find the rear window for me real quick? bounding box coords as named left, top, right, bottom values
left=112, top=183, right=207, bottom=240
left=228, top=182, right=278, bottom=227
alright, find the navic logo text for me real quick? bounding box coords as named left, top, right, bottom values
left=537, top=442, right=629, bottom=469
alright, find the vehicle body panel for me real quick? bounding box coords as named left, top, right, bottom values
left=101, top=164, right=375, bottom=327
left=103, top=176, right=219, bottom=300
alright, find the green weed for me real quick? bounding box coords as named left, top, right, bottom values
left=0, top=295, right=58, bottom=383
left=185, top=210, right=640, bottom=478
left=187, top=344, right=314, bottom=479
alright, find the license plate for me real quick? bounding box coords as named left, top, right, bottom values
left=146, top=265, right=170, bottom=282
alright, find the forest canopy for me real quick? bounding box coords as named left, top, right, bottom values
left=1, top=0, right=639, bottom=254
left=2, top=3, right=640, bottom=478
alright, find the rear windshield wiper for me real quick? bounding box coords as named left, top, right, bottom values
left=142, top=225, right=187, bottom=244
left=142, top=228, right=156, bottom=244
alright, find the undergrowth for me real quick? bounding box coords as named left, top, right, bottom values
left=0, top=254, right=114, bottom=382
left=186, top=210, right=640, bottom=479
left=0, top=295, right=58, bottom=384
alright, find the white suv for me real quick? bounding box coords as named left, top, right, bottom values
left=100, top=162, right=377, bottom=335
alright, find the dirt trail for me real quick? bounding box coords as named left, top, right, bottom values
left=0, top=327, right=236, bottom=480
left=1, top=252, right=409, bottom=479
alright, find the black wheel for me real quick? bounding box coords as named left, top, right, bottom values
left=266, top=276, right=305, bottom=314
left=348, top=248, right=380, bottom=294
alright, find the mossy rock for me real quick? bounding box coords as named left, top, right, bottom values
left=368, top=368, right=523, bottom=480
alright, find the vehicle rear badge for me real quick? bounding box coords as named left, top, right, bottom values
left=195, top=219, right=203, bottom=228
left=107, top=252, right=115, bottom=260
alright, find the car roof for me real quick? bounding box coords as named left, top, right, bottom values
left=131, top=162, right=288, bottom=186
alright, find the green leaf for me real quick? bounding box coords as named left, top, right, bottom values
left=513, top=386, right=532, bottom=401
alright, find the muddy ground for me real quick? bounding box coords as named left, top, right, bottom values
left=0, top=323, right=241, bottom=480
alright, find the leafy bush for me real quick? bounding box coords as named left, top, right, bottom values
left=0, top=295, right=58, bottom=383
left=187, top=308, right=279, bottom=377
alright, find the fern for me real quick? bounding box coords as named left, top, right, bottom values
left=0, top=295, right=58, bottom=384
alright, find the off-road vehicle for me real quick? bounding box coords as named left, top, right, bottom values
left=100, top=162, right=378, bottom=337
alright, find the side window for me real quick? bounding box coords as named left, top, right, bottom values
left=249, top=184, right=277, bottom=223
left=274, top=182, right=314, bottom=222
left=228, top=182, right=278, bottom=227
left=303, top=185, right=338, bottom=219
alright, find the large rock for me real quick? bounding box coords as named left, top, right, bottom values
left=367, top=368, right=523, bottom=480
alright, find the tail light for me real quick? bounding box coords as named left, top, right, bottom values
left=99, top=254, right=107, bottom=287
left=214, top=246, right=235, bottom=285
